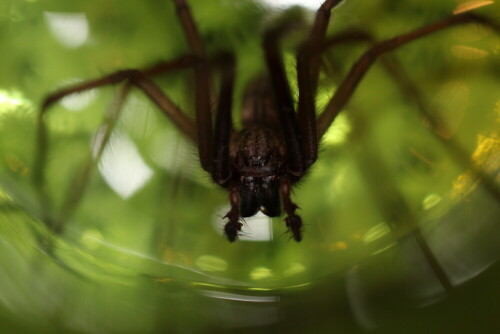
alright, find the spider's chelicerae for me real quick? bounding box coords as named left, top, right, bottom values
left=36, top=0, right=500, bottom=242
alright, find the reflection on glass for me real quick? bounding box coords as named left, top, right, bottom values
left=200, top=290, right=279, bottom=302
left=195, top=255, right=228, bottom=272
left=201, top=291, right=280, bottom=328
left=250, top=266, right=274, bottom=280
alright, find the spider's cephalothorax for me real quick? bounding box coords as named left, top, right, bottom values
left=37, top=0, right=500, bottom=242
left=233, top=127, right=284, bottom=218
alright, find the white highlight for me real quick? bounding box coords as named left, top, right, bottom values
left=260, top=0, right=324, bottom=9
left=0, top=90, right=28, bottom=109
left=97, top=132, right=153, bottom=199
left=44, top=12, right=89, bottom=48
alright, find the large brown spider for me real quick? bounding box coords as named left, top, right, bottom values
left=35, top=0, right=500, bottom=242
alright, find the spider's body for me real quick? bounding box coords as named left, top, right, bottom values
left=36, top=0, right=500, bottom=242
left=230, top=78, right=286, bottom=216
left=219, top=76, right=298, bottom=241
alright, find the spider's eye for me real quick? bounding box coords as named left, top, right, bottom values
left=263, top=176, right=275, bottom=183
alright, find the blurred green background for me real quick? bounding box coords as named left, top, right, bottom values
left=0, top=0, right=499, bottom=333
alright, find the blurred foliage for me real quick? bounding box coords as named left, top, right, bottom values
left=0, top=0, right=499, bottom=333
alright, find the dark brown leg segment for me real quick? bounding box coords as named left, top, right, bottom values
left=280, top=177, right=302, bottom=242
left=263, top=27, right=304, bottom=177
left=212, top=53, right=236, bottom=185
left=305, top=0, right=345, bottom=89
left=35, top=70, right=202, bottom=229
left=171, top=0, right=213, bottom=172
left=296, top=0, right=344, bottom=167
left=318, top=28, right=500, bottom=203
left=39, top=55, right=199, bottom=138
left=224, top=183, right=242, bottom=242
left=34, top=56, right=200, bottom=218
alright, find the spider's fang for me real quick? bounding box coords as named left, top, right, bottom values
left=285, top=214, right=303, bottom=242
left=224, top=220, right=243, bottom=242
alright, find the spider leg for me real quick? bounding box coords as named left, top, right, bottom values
left=56, top=83, right=133, bottom=228
left=35, top=56, right=199, bottom=188
left=319, top=28, right=500, bottom=204
left=376, top=52, right=500, bottom=203
left=319, top=19, right=499, bottom=286
left=209, top=53, right=246, bottom=239
left=171, top=0, right=213, bottom=172
left=262, top=0, right=344, bottom=173
left=171, top=0, right=204, bottom=55
left=38, top=56, right=199, bottom=146
left=263, top=26, right=305, bottom=176
left=36, top=61, right=216, bottom=233
left=37, top=69, right=209, bottom=231
left=295, top=0, right=344, bottom=167
left=212, top=53, right=236, bottom=186
left=224, top=183, right=242, bottom=242
left=306, top=0, right=345, bottom=89
left=316, top=12, right=500, bottom=137
left=34, top=82, right=133, bottom=233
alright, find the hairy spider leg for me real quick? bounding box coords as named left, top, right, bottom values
left=317, top=13, right=500, bottom=137
left=295, top=0, right=345, bottom=168
left=171, top=0, right=213, bottom=172
left=35, top=55, right=200, bottom=188
left=259, top=23, right=306, bottom=241
left=314, top=13, right=500, bottom=203
left=36, top=83, right=132, bottom=232
left=319, top=29, right=500, bottom=203
left=249, top=0, right=345, bottom=241
left=262, top=27, right=305, bottom=177
left=322, top=26, right=500, bottom=290
left=209, top=52, right=245, bottom=241
left=257, top=1, right=344, bottom=240
left=58, top=84, right=133, bottom=228
left=33, top=0, right=219, bottom=232
left=305, top=0, right=345, bottom=90
left=35, top=61, right=202, bottom=231
left=212, top=52, right=236, bottom=186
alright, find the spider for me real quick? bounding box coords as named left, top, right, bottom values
left=35, top=0, right=500, bottom=242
